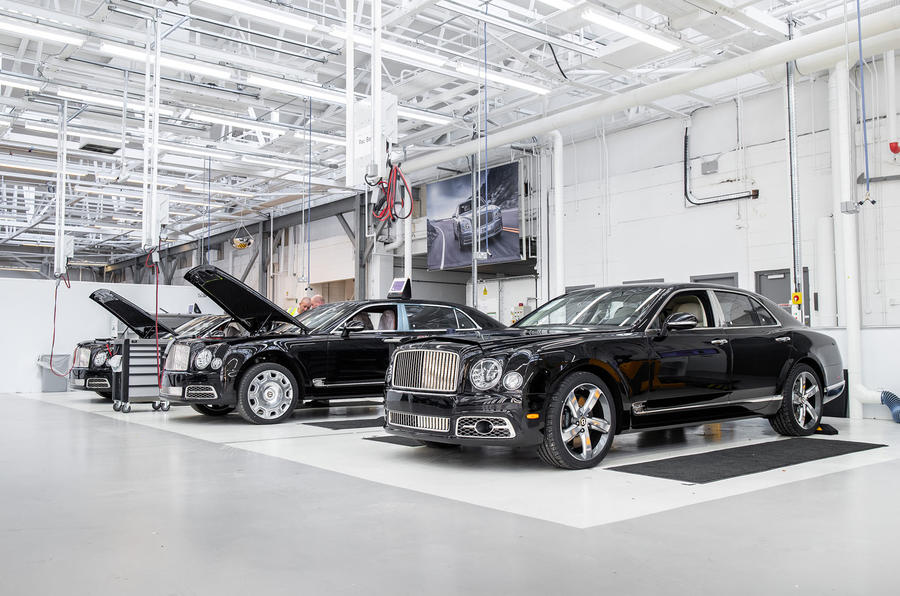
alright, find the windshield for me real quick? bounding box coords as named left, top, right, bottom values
left=295, top=302, right=353, bottom=332
left=173, top=315, right=225, bottom=337
left=515, top=287, right=662, bottom=328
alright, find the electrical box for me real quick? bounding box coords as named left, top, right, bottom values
left=352, top=92, right=398, bottom=183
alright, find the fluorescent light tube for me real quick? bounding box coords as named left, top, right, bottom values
left=0, top=73, right=42, bottom=92
left=456, top=63, right=550, bottom=95
left=536, top=0, right=573, bottom=10
left=0, top=161, right=87, bottom=176
left=57, top=88, right=176, bottom=116
left=0, top=18, right=85, bottom=46
left=98, top=42, right=232, bottom=80
left=182, top=186, right=255, bottom=198
left=159, top=142, right=234, bottom=160
left=582, top=9, right=680, bottom=52
left=191, top=112, right=285, bottom=135
left=194, top=0, right=315, bottom=32
left=397, top=106, right=455, bottom=126
left=245, top=74, right=346, bottom=104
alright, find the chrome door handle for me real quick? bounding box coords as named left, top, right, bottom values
left=775, top=336, right=791, bottom=343
left=710, top=338, right=729, bottom=346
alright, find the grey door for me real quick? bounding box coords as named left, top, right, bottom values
left=691, top=272, right=738, bottom=287
left=755, top=268, right=810, bottom=324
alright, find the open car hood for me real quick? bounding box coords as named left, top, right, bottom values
left=89, top=289, right=178, bottom=339
left=183, top=265, right=302, bottom=335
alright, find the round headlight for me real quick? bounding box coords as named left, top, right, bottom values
left=210, top=357, right=223, bottom=370
left=194, top=348, right=213, bottom=370
left=92, top=351, right=109, bottom=367
left=470, top=358, right=502, bottom=391
left=502, top=371, right=524, bottom=391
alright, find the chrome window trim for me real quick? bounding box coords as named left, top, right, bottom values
left=330, top=302, right=400, bottom=335
left=404, top=303, right=481, bottom=332
left=710, top=289, right=783, bottom=329
left=646, top=288, right=782, bottom=332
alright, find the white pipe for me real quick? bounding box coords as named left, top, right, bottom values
left=403, top=6, right=900, bottom=173
left=53, top=100, right=67, bottom=276
left=403, top=215, right=412, bottom=279
left=887, top=50, right=897, bottom=149
left=345, top=0, right=355, bottom=186
left=762, top=29, right=900, bottom=82
left=833, top=61, right=885, bottom=416
left=814, top=216, right=836, bottom=326
left=827, top=70, right=846, bottom=323
left=549, top=130, right=565, bottom=298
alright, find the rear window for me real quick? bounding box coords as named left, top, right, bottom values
left=715, top=292, right=758, bottom=327
left=406, top=305, right=459, bottom=330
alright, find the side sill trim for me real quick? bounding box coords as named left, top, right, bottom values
left=632, top=394, right=782, bottom=416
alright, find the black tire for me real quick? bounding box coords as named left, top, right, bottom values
left=538, top=372, right=617, bottom=470
left=191, top=404, right=235, bottom=417
left=420, top=440, right=458, bottom=449
left=235, top=363, right=299, bottom=425
left=769, top=363, right=823, bottom=436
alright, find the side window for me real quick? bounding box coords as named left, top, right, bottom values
left=405, top=305, right=459, bottom=330
left=751, top=298, right=777, bottom=326
left=454, top=309, right=477, bottom=330
left=347, top=306, right=397, bottom=331
left=657, top=292, right=714, bottom=328
left=714, top=292, right=758, bottom=327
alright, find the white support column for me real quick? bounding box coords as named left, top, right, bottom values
left=887, top=50, right=897, bottom=154
left=53, top=100, right=67, bottom=276
left=344, top=0, right=356, bottom=187
left=549, top=130, right=565, bottom=297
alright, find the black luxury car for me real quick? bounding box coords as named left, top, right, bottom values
left=70, top=289, right=234, bottom=398
left=452, top=199, right=503, bottom=249
left=160, top=265, right=505, bottom=424
left=384, top=284, right=846, bottom=469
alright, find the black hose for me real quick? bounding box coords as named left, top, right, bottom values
left=548, top=43, right=568, bottom=80
left=684, top=127, right=758, bottom=206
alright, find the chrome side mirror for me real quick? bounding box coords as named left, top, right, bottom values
left=665, top=312, right=699, bottom=331
left=341, top=319, right=366, bottom=338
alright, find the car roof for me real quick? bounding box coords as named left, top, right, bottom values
left=568, top=282, right=755, bottom=294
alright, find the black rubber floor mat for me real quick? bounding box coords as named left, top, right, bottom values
left=304, top=416, right=385, bottom=430
left=609, top=438, right=885, bottom=484
left=364, top=435, right=421, bottom=447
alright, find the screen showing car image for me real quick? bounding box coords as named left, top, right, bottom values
left=425, top=161, right=521, bottom=271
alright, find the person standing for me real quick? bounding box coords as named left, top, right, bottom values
left=289, top=296, right=312, bottom=316
left=311, top=295, right=325, bottom=309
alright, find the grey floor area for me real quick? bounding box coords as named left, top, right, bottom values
left=2, top=396, right=897, bottom=596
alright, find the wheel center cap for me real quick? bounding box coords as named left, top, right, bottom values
left=579, top=417, right=586, bottom=427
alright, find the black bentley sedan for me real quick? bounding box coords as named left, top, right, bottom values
left=160, top=265, right=505, bottom=424
left=384, top=284, right=846, bottom=469
left=70, top=289, right=234, bottom=398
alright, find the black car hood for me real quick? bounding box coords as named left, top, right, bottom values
left=89, top=289, right=177, bottom=339
left=407, top=326, right=637, bottom=353
left=183, top=265, right=302, bottom=335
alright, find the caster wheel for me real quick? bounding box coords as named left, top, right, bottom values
left=121, top=403, right=132, bottom=414
left=160, top=402, right=170, bottom=412
left=151, top=402, right=161, bottom=411
left=113, top=401, right=122, bottom=412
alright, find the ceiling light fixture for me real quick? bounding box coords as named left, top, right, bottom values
left=98, top=42, right=232, bottom=80
left=0, top=73, right=43, bottom=92
left=158, top=141, right=234, bottom=160
left=190, top=112, right=285, bottom=135
left=57, top=88, right=176, bottom=116
left=245, top=74, right=346, bottom=104
left=0, top=161, right=87, bottom=176
left=456, top=63, right=551, bottom=95
left=535, top=0, right=573, bottom=10
left=0, top=265, right=40, bottom=272
left=397, top=106, right=455, bottom=126
left=194, top=0, right=316, bottom=32
left=0, top=18, right=86, bottom=46
left=182, top=185, right=255, bottom=198
left=582, top=9, right=680, bottom=52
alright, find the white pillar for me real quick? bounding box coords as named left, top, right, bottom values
left=549, top=130, right=565, bottom=297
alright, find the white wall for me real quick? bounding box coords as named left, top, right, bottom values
left=0, top=279, right=221, bottom=394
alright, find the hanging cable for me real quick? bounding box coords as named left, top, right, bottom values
left=855, top=0, right=875, bottom=205
left=367, top=163, right=413, bottom=222
left=206, top=156, right=211, bottom=263
left=48, top=273, right=76, bottom=377
left=307, top=98, right=312, bottom=283
left=548, top=43, right=568, bottom=80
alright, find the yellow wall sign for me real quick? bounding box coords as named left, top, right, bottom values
left=791, top=292, right=803, bottom=305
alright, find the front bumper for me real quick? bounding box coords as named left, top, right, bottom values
left=161, top=370, right=233, bottom=405
left=69, top=367, right=112, bottom=391
left=384, top=388, right=544, bottom=447
left=458, top=218, right=503, bottom=246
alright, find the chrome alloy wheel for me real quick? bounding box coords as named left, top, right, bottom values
left=792, top=371, right=821, bottom=429
left=559, top=382, right=612, bottom=462
left=247, top=370, right=294, bottom=419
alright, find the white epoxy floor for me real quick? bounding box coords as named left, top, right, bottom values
left=27, top=390, right=900, bottom=529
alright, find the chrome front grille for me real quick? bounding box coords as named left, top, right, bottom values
left=456, top=416, right=515, bottom=439
left=185, top=385, right=217, bottom=400
left=85, top=377, right=110, bottom=389
left=388, top=410, right=450, bottom=433
left=391, top=349, right=460, bottom=392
